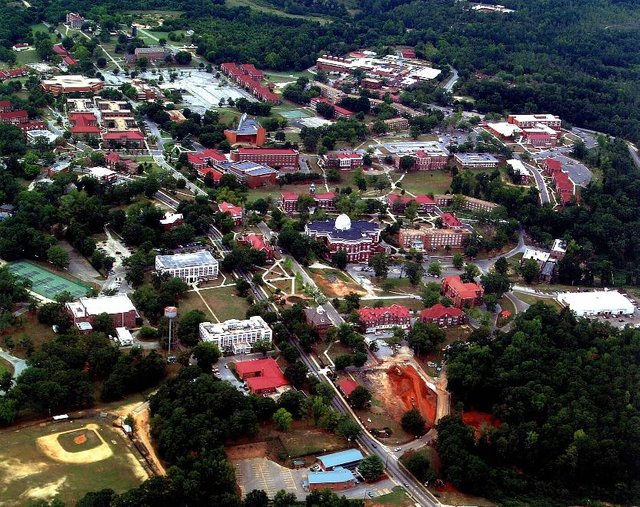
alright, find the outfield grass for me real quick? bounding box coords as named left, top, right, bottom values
left=0, top=419, right=146, bottom=507
left=395, top=170, right=452, bottom=195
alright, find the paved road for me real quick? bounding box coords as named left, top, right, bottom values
left=628, top=143, right=640, bottom=170
left=515, top=156, right=550, bottom=204
left=0, top=348, right=27, bottom=385
left=442, top=66, right=459, bottom=92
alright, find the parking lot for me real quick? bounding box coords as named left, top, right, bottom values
left=233, top=458, right=306, bottom=499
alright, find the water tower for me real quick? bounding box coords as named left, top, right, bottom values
left=165, top=306, right=178, bottom=355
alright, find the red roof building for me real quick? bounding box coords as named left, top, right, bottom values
left=420, top=304, right=466, bottom=327
left=357, top=304, right=411, bottom=333
left=338, top=378, right=358, bottom=397
left=220, top=63, right=280, bottom=104
left=280, top=191, right=337, bottom=213
left=224, top=114, right=267, bottom=147
left=198, top=166, right=224, bottom=183
left=187, top=149, right=227, bottom=170
left=234, top=358, right=290, bottom=395
left=218, top=201, right=243, bottom=225
left=387, top=194, right=437, bottom=214
left=543, top=158, right=562, bottom=175
left=441, top=276, right=484, bottom=308
left=230, top=148, right=298, bottom=169
left=102, top=131, right=145, bottom=148
left=310, top=97, right=354, bottom=119
left=0, top=110, right=28, bottom=125
left=104, top=152, right=138, bottom=173
left=441, top=212, right=462, bottom=228
left=401, top=49, right=416, bottom=58
left=18, top=121, right=47, bottom=132
left=553, top=171, right=575, bottom=205
left=0, top=68, right=28, bottom=81
left=69, top=112, right=100, bottom=136
left=0, top=100, right=11, bottom=113
left=238, top=233, right=274, bottom=259
left=324, top=151, right=363, bottom=170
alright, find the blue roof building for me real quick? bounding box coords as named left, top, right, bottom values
left=308, top=467, right=357, bottom=491
left=316, top=449, right=364, bottom=470
left=305, top=215, right=384, bottom=264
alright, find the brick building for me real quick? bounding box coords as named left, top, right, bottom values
left=187, top=149, right=227, bottom=170
left=324, top=151, right=363, bottom=170
left=234, top=358, right=289, bottom=395
left=357, top=304, right=411, bottom=333
left=441, top=276, right=484, bottom=308
left=308, top=468, right=357, bottom=492
left=238, top=233, right=275, bottom=260
left=395, top=148, right=449, bottom=171
left=218, top=201, right=243, bottom=226
left=69, top=112, right=100, bottom=137
left=224, top=114, right=267, bottom=146
left=66, top=295, right=139, bottom=330
left=420, top=304, right=466, bottom=327
left=221, top=160, right=278, bottom=188
left=462, top=196, right=499, bottom=213
left=230, top=148, right=298, bottom=169
left=220, top=63, right=280, bottom=104
left=398, top=226, right=470, bottom=251
left=387, top=194, right=437, bottom=214
left=310, top=97, right=354, bottom=119
left=305, top=214, right=383, bottom=263
left=303, top=306, right=333, bottom=338
left=454, top=153, right=500, bottom=170
left=281, top=192, right=337, bottom=213
left=507, top=114, right=561, bottom=130
left=0, top=110, right=28, bottom=125
left=66, top=12, right=85, bottom=29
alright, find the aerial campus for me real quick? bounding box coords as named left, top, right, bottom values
left=0, top=2, right=639, bottom=507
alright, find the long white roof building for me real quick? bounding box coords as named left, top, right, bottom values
left=557, top=291, right=635, bottom=317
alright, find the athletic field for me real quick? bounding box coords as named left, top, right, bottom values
left=8, top=261, right=92, bottom=300
left=279, top=109, right=310, bottom=119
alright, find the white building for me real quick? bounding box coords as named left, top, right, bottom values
left=557, top=291, right=635, bottom=317
left=155, top=250, right=219, bottom=284
left=199, top=316, right=272, bottom=354
left=522, top=247, right=550, bottom=264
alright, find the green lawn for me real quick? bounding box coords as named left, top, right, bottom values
left=181, top=285, right=251, bottom=322
left=513, top=292, right=563, bottom=311
left=225, top=0, right=333, bottom=24
left=394, top=170, right=452, bottom=195
left=15, top=49, right=41, bottom=66
left=371, top=486, right=414, bottom=506
left=0, top=357, right=13, bottom=377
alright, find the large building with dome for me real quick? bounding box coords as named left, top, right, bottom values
left=305, top=214, right=384, bottom=263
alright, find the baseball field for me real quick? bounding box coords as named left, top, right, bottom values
left=0, top=418, right=149, bottom=506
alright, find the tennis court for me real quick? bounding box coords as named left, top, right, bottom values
left=278, top=110, right=310, bottom=119
left=9, top=261, right=92, bottom=300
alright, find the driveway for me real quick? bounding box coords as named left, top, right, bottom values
left=0, top=348, right=27, bottom=393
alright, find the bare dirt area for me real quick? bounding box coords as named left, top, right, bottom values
left=309, top=269, right=366, bottom=298
left=462, top=411, right=501, bottom=438
left=433, top=482, right=497, bottom=507
left=36, top=424, right=113, bottom=464
left=226, top=442, right=269, bottom=460
left=129, top=403, right=167, bottom=476
left=364, top=365, right=437, bottom=427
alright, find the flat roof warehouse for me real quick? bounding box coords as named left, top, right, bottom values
left=557, top=290, right=635, bottom=317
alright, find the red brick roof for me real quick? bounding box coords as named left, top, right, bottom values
left=544, top=158, right=562, bottom=172
left=0, top=100, right=11, bottom=109
left=281, top=192, right=299, bottom=201
left=0, top=110, right=28, bottom=122
left=314, top=192, right=336, bottom=200
left=197, top=167, right=223, bottom=181
left=358, top=304, right=411, bottom=322
left=218, top=201, right=242, bottom=217
left=234, top=358, right=289, bottom=393
left=338, top=378, right=358, bottom=397
left=69, top=112, right=100, bottom=134
left=442, top=276, right=482, bottom=300
left=237, top=148, right=296, bottom=155
left=337, top=152, right=361, bottom=159
left=188, top=149, right=227, bottom=166
left=388, top=194, right=435, bottom=207
left=441, top=212, right=462, bottom=228
left=52, top=44, right=68, bottom=56
left=420, top=304, right=464, bottom=320
left=102, top=131, right=144, bottom=140
left=242, top=233, right=268, bottom=251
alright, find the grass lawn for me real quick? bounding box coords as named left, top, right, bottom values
left=369, top=486, right=413, bottom=506
left=15, top=49, right=41, bottom=66
left=1, top=312, right=57, bottom=359
left=265, top=70, right=314, bottom=84
left=379, top=278, right=424, bottom=296
left=499, top=296, right=516, bottom=315
left=278, top=427, right=346, bottom=458
left=395, top=170, right=452, bottom=195
left=246, top=182, right=319, bottom=202
left=361, top=298, right=424, bottom=312
left=0, top=357, right=13, bottom=377
left=180, top=285, right=251, bottom=322
left=513, top=292, right=563, bottom=311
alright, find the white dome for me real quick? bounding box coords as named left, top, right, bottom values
left=334, top=214, right=352, bottom=231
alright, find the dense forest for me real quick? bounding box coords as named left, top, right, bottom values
left=441, top=303, right=640, bottom=504
left=3, top=0, right=640, bottom=140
